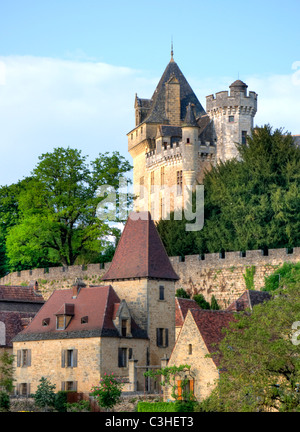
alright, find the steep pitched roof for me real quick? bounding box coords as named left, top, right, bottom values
left=144, top=60, right=205, bottom=124
left=175, top=297, right=201, bottom=327
left=13, top=285, right=147, bottom=341
left=102, top=212, right=179, bottom=281
left=0, top=285, right=44, bottom=303
left=189, top=309, right=235, bottom=367
left=226, top=290, right=271, bottom=312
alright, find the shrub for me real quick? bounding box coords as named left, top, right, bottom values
left=175, top=288, right=190, bottom=298
left=193, top=294, right=210, bottom=309
left=91, top=373, right=123, bottom=410
left=66, top=400, right=90, bottom=412
left=0, top=391, right=10, bottom=412
left=54, top=391, right=68, bottom=412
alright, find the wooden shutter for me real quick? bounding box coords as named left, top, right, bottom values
left=61, top=381, right=65, bottom=391
left=190, top=379, right=194, bottom=396
left=165, top=329, right=169, bottom=347
left=73, top=381, right=78, bottom=392
left=156, top=328, right=160, bottom=347
left=118, top=348, right=122, bottom=367
left=27, top=383, right=31, bottom=396
left=61, top=350, right=66, bottom=368
left=17, top=350, right=21, bottom=367
left=177, top=380, right=182, bottom=400
left=73, top=349, right=78, bottom=367
left=27, top=349, right=31, bottom=366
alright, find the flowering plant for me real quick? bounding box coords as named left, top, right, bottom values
left=90, top=373, right=123, bottom=410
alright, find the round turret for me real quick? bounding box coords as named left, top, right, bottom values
left=229, top=80, right=248, bottom=96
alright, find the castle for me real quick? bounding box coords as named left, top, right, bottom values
left=128, top=50, right=257, bottom=217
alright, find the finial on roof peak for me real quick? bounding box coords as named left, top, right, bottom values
left=170, top=37, right=174, bottom=62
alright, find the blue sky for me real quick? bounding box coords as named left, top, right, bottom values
left=0, top=0, right=300, bottom=186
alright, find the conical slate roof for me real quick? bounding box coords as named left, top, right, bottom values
left=144, top=60, right=205, bottom=124
left=102, top=212, right=179, bottom=281
left=182, top=102, right=198, bottom=127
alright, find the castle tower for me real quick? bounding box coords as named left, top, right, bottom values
left=128, top=54, right=215, bottom=219
left=206, top=80, right=258, bottom=162
left=102, top=211, right=179, bottom=367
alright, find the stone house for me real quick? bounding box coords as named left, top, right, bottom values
left=165, top=308, right=235, bottom=402
left=0, top=283, right=44, bottom=356
left=12, top=211, right=179, bottom=396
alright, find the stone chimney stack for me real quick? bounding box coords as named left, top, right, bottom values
left=72, top=278, right=86, bottom=299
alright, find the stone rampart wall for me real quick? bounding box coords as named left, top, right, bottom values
left=1, top=247, right=299, bottom=307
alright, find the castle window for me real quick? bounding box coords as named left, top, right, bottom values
left=129, top=348, right=133, bottom=360
left=156, top=328, right=169, bottom=348
left=131, top=134, right=133, bottom=140
left=228, top=115, right=234, bottom=122
left=219, top=251, right=225, bottom=259
left=140, top=176, right=144, bottom=199
left=160, top=167, right=165, bottom=188
left=286, top=247, right=294, bottom=255
left=186, top=138, right=190, bottom=143
left=241, top=130, right=247, bottom=144
left=151, top=171, right=155, bottom=194
left=159, top=285, right=165, bottom=301
left=240, top=251, right=246, bottom=258
left=163, top=142, right=168, bottom=150
left=177, top=170, right=183, bottom=196
left=118, top=348, right=127, bottom=367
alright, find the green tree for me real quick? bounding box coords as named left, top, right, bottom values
left=204, top=264, right=300, bottom=412
left=33, top=377, right=56, bottom=411
left=90, top=373, right=123, bottom=411
left=5, top=148, right=132, bottom=270
left=156, top=125, right=300, bottom=256
left=210, top=295, right=220, bottom=310
left=175, top=288, right=190, bottom=298
left=193, top=293, right=210, bottom=309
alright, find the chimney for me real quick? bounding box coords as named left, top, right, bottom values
left=29, top=280, right=39, bottom=292
left=72, top=278, right=86, bottom=298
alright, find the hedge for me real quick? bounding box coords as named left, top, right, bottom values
left=137, top=401, right=196, bottom=412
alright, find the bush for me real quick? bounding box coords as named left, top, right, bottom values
left=193, top=294, right=210, bottom=309
left=263, top=262, right=300, bottom=292
left=66, top=400, right=90, bottom=412
left=0, top=391, right=10, bottom=412
left=174, top=400, right=196, bottom=412
left=137, top=401, right=177, bottom=412
left=54, top=391, right=68, bottom=412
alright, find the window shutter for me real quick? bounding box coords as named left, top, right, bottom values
left=177, top=380, right=182, bottom=400
left=165, top=329, right=169, bottom=347
left=17, top=350, right=21, bottom=367
left=27, top=383, right=31, bottom=396
left=118, top=348, right=122, bottom=367
left=61, top=350, right=66, bottom=368
left=190, top=380, right=194, bottom=396
left=74, top=381, right=78, bottom=392
left=61, top=381, right=65, bottom=391
left=156, top=328, right=159, bottom=346
left=27, top=349, right=31, bottom=366
left=73, top=349, right=78, bottom=367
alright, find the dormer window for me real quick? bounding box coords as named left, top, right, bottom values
left=121, top=319, right=128, bottom=337
left=81, top=316, right=88, bottom=324
left=55, top=303, right=74, bottom=330
left=42, top=318, right=50, bottom=327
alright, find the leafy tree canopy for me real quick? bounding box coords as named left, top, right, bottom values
left=2, top=148, right=132, bottom=273
left=157, top=125, right=300, bottom=256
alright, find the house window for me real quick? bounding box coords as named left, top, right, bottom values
left=121, top=319, right=127, bottom=337
left=18, top=383, right=30, bottom=396
left=61, top=349, right=78, bottom=368
left=159, top=286, right=165, bottom=301
left=177, top=170, right=183, bottom=196
left=186, top=138, right=190, bottom=143
left=118, top=348, right=127, bottom=367
left=56, top=315, right=65, bottom=330
left=62, top=381, right=77, bottom=392
left=81, top=316, right=88, bottom=324
left=160, top=197, right=165, bottom=219
left=241, top=130, right=247, bottom=144
left=188, top=344, right=193, bottom=355
left=156, top=328, right=169, bottom=348
left=163, top=142, right=168, bottom=150
left=42, top=318, right=50, bottom=326
left=228, top=115, right=234, bottom=122
left=128, top=348, right=133, bottom=360
left=17, top=349, right=31, bottom=367
left=177, top=379, right=194, bottom=401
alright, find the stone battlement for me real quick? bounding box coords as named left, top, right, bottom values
left=206, top=90, right=257, bottom=112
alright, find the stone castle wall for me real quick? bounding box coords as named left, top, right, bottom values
left=1, top=247, right=299, bottom=307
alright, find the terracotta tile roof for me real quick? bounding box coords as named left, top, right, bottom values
left=0, top=285, right=44, bottom=303
left=13, top=285, right=147, bottom=342
left=226, top=290, right=271, bottom=312
left=189, top=309, right=236, bottom=367
left=175, top=297, right=201, bottom=327
left=102, top=212, right=179, bottom=281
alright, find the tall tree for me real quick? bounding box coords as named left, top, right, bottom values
left=5, top=148, right=132, bottom=269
